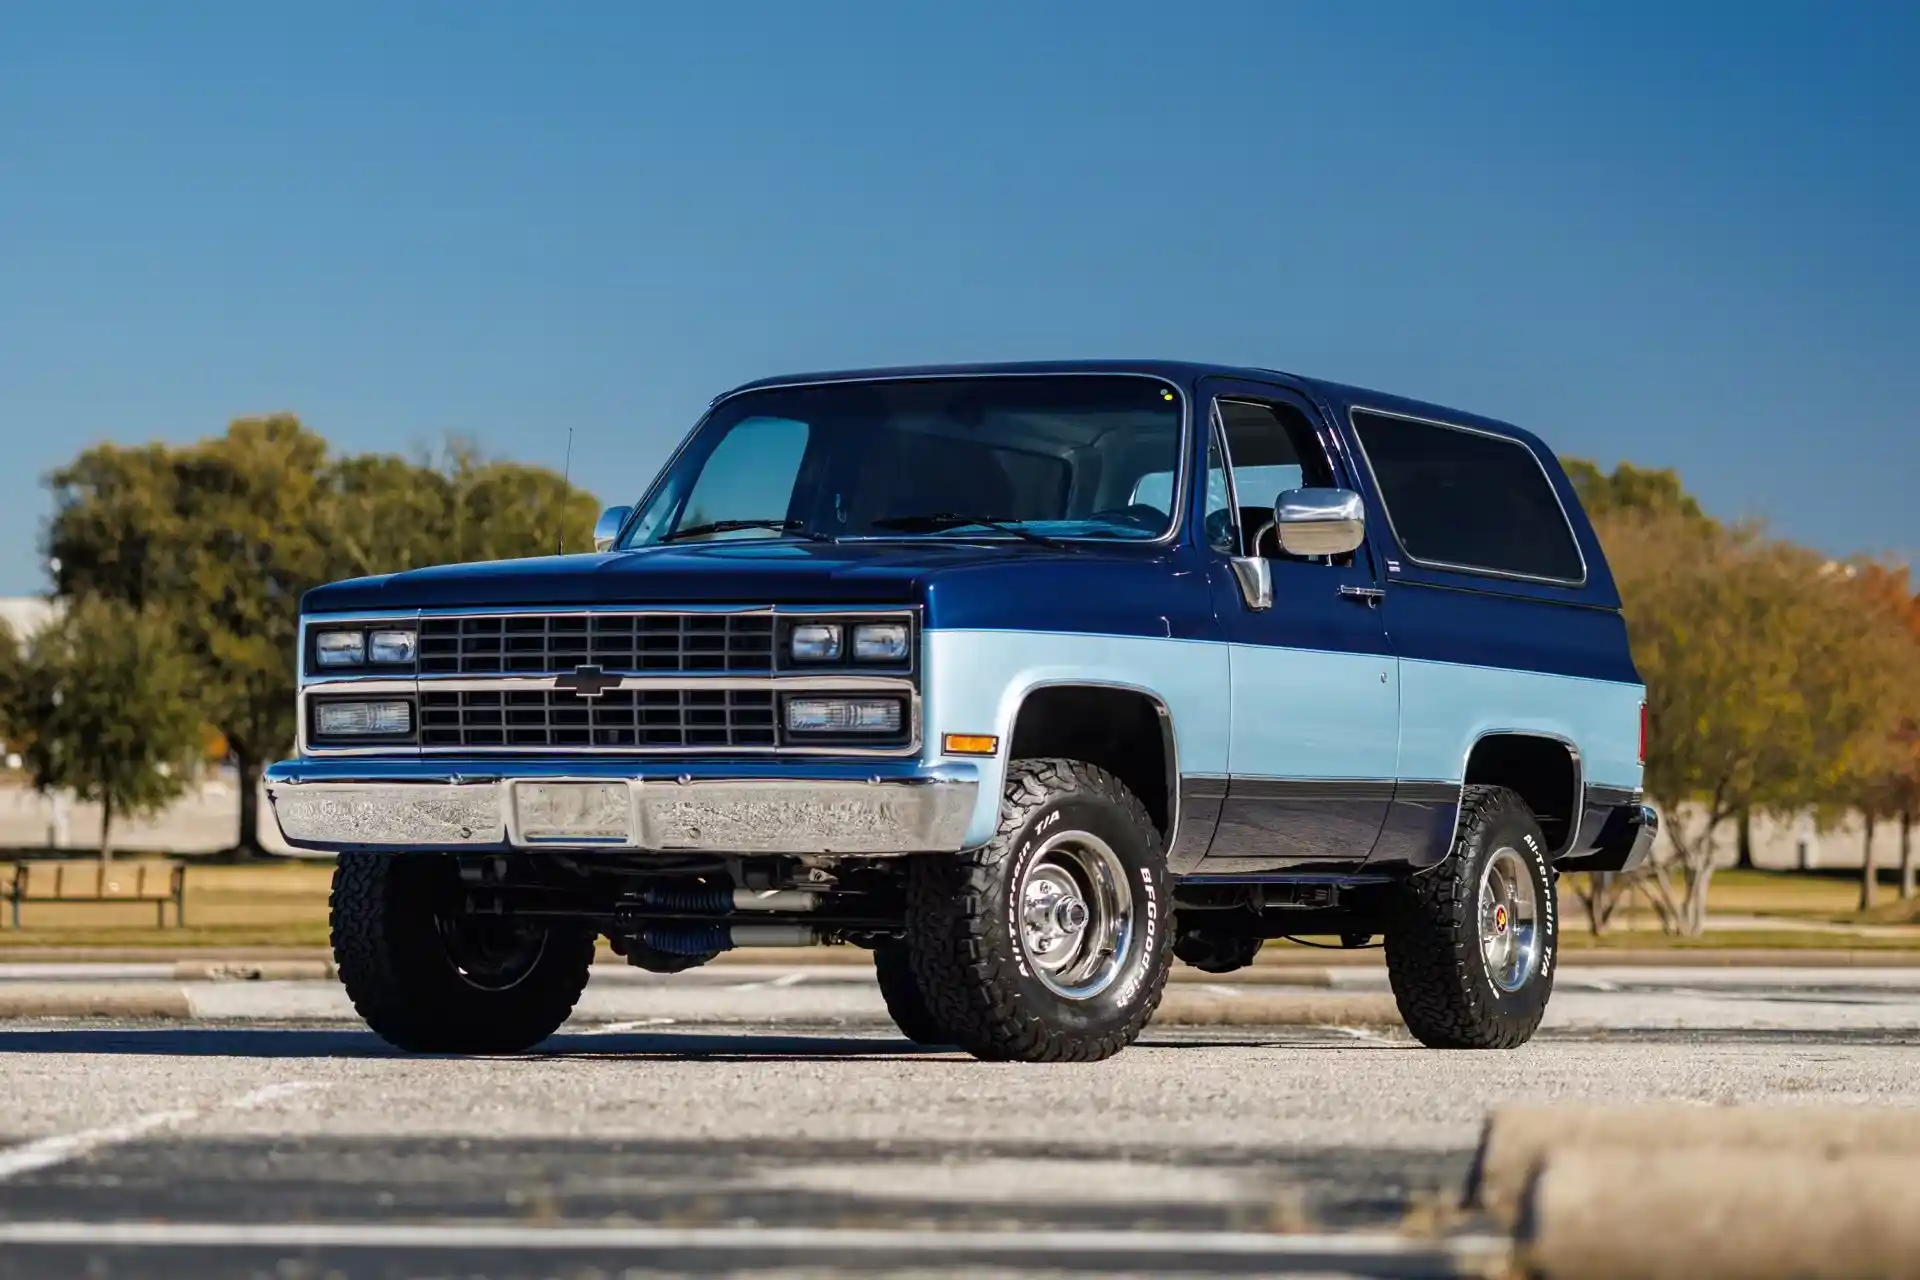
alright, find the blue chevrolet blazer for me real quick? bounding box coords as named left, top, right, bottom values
left=271, top=360, right=1655, bottom=1060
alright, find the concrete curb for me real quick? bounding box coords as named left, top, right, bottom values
left=1523, top=1148, right=1920, bottom=1280
left=1473, top=1104, right=1920, bottom=1220
left=0, top=985, right=192, bottom=1019
left=170, top=960, right=336, bottom=982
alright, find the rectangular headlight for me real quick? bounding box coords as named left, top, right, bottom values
left=368, top=629, right=417, bottom=664
left=313, top=700, right=412, bottom=738
left=314, top=630, right=366, bottom=666
left=853, top=622, right=910, bottom=662
left=791, top=623, right=844, bottom=662
left=785, top=697, right=903, bottom=734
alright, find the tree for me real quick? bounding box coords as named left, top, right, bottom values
left=1598, top=514, right=1907, bottom=934
left=1564, top=459, right=1711, bottom=525
left=2, top=600, right=202, bottom=862
left=1829, top=563, right=1920, bottom=908
left=327, top=441, right=600, bottom=578
left=46, top=418, right=601, bottom=854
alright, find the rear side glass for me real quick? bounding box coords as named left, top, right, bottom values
left=1350, top=410, right=1584, bottom=583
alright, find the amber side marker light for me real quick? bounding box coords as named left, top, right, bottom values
left=943, top=734, right=1000, bottom=756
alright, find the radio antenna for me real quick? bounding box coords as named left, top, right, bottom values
left=556, top=428, right=575, bottom=556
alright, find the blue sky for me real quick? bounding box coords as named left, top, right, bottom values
left=1, top=1, right=1914, bottom=593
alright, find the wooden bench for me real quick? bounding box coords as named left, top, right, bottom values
left=5, top=861, right=187, bottom=928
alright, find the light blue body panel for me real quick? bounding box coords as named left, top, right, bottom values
left=925, top=628, right=1643, bottom=850
left=1228, top=643, right=1399, bottom=781
left=922, top=628, right=1229, bottom=846
left=1396, top=658, right=1643, bottom=790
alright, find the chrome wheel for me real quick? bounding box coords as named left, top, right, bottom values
left=1478, top=845, right=1540, bottom=993
left=1016, top=830, right=1134, bottom=1000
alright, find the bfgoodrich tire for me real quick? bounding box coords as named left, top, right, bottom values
left=1385, top=785, right=1558, bottom=1049
left=873, top=942, right=953, bottom=1045
left=331, top=852, right=595, bottom=1054
left=905, top=759, right=1173, bottom=1063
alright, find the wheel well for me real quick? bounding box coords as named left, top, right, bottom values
left=1464, top=734, right=1579, bottom=854
left=1008, top=686, right=1171, bottom=837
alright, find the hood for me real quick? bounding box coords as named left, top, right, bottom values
left=301, top=539, right=1162, bottom=613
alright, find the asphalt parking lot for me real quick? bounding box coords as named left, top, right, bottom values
left=0, top=965, right=1916, bottom=1278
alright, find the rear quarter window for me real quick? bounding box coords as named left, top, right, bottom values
left=1350, top=409, right=1585, bottom=583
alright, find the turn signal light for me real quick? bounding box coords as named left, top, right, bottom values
left=943, top=734, right=999, bottom=756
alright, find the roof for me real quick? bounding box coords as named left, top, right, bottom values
left=717, top=360, right=1554, bottom=457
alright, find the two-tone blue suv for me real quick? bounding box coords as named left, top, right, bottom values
left=270, top=361, right=1655, bottom=1061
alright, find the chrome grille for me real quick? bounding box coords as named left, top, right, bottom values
left=418, top=613, right=776, bottom=675
left=419, top=688, right=777, bottom=750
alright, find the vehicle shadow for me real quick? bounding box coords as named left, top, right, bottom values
left=0, top=1026, right=1293, bottom=1061
left=0, top=1026, right=948, bottom=1060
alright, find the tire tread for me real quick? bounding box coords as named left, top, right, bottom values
left=905, top=758, right=1172, bottom=1063
left=1384, top=785, right=1554, bottom=1050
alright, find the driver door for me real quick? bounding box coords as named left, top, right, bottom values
left=1197, top=379, right=1399, bottom=872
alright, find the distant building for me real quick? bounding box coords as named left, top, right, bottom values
left=0, top=597, right=58, bottom=642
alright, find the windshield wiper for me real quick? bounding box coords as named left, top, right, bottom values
left=868, top=513, right=1073, bottom=550
left=663, top=518, right=835, bottom=544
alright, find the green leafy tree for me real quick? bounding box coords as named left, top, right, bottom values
left=47, top=418, right=601, bottom=854
left=3, top=600, right=202, bottom=862
left=1564, top=458, right=1711, bottom=524
left=328, top=441, right=601, bottom=577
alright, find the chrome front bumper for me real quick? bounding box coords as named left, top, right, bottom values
left=265, top=758, right=979, bottom=856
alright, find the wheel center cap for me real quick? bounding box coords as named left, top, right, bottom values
left=1493, top=904, right=1509, bottom=935
left=1054, top=898, right=1090, bottom=932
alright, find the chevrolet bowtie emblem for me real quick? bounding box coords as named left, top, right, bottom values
left=554, top=664, right=621, bottom=700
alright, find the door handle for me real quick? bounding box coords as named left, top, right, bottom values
left=1338, top=585, right=1385, bottom=607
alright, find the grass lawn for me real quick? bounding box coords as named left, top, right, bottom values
left=1, top=859, right=331, bottom=948
left=1, top=856, right=1916, bottom=951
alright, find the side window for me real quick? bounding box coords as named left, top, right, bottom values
left=1350, top=410, right=1584, bottom=582
left=1216, top=400, right=1336, bottom=560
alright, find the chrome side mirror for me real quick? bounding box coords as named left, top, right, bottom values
left=1274, top=487, right=1365, bottom=557
left=1228, top=556, right=1273, bottom=611
left=593, top=505, right=633, bottom=552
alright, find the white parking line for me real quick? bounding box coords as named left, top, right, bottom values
left=0, top=1219, right=1511, bottom=1263
left=228, top=1082, right=328, bottom=1110
left=585, top=1017, right=678, bottom=1034
left=727, top=971, right=810, bottom=992
left=0, top=1081, right=325, bottom=1182
left=0, top=1111, right=199, bottom=1182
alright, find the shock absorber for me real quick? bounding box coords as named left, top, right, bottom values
left=637, top=923, right=733, bottom=956
left=637, top=923, right=821, bottom=954
left=634, top=886, right=822, bottom=913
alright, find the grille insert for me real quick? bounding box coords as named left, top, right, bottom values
left=418, top=688, right=777, bottom=750
left=418, top=613, right=776, bottom=676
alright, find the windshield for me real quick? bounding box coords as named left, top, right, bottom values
left=623, top=375, right=1186, bottom=547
